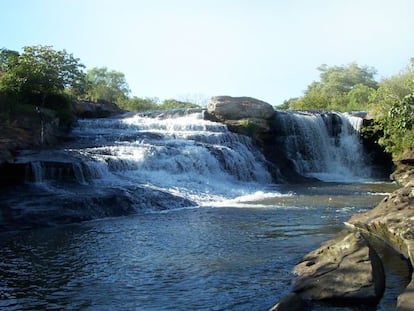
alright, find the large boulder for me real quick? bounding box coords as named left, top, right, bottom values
left=207, top=96, right=275, bottom=120
left=347, top=170, right=414, bottom=310
left=270, top=230, right=385, bottom=310
left=291, top=230, right=385, bottom=303
left=206, top=96, right=275, bottom=138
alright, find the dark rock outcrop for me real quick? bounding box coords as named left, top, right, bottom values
left=205, top=96, right=313, bottom=182
left=73, top=99, right=124, bottom=118
left=269, top=292, right=309, bottom=311
left=0, top=183, right=195, bottom=231
left=361, top=118, right=394, bottom=178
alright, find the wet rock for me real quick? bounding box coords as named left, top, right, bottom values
left=269, top=292, right=309, bottom=311
left=0, top=185, right=195, bottom=231
left=292, top=230, right=385, bottom=303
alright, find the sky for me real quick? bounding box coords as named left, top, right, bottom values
left=1, top=0, right=414, bottom=106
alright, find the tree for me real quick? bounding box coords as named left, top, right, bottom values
left=347, top=84, right=376, bottom=111
left=291, top=81, right=330, bottom=110
left=159, top=99, right=200, bottom=110
left=369, top=59, right=414, bottom=117
left=378, top=93, right=414, bottom=157
left=118, top=96, right=159, bottom=111
left=290, top=63, right=378, bottom=111
left=318, top=62, right=377, bottom=95
left=0, top=49, right=19, bottom=75
left=0, top=45, right=85, bottom=97
left=85, top=67, right=130, bottom=104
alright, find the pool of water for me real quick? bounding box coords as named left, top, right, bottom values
left=0, top=182, right=409, bottom=311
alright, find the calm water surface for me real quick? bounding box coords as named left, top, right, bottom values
left=0, top=182, right=409, bottom=311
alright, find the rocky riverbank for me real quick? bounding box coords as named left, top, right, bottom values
left=0, top=100, right=123, bottom=163
left=0, top=100, right=124, bottom=187
left=271, top=153, right=414, bottom=310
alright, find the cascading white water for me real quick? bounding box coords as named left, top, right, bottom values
left=69, top=110, right=275, bottom=205
left=16, top=109, right=375, bottom=216
left=274, top=111, right=372, bottom=182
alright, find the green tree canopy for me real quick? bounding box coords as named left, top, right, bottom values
left=0, top=45, right=85, bottom=97
left=159, top=99, right=200, bottom=110
left=118, top=96, right=159, bottom=111
left=369, top=59, right=414, bottom=117
left=0, top=49, right=20, bottom=74
left=289, top=62, right=378, bottom=111
left=378, top=93, right=414, bottom=157
left=85, top=67, right=130, bottom=104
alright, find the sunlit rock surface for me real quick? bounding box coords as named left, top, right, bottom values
left=292, top=230, right=384, bottom=302
left=270, top=231, right=385, bottom=310
left=348, top=159, right=414, bottom=311
left=207, top=95, right=275, bottom=120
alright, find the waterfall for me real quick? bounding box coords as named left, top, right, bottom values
left=273, top=110, right=372, bottom=182
left=72, top=111, right=272, bottom=186
left=10, top=107, right=378, bottom=223
left=16, top=110, right=272, bottom=207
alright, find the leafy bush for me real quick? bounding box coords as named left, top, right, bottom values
left=378, top=93, right=414, bottom=158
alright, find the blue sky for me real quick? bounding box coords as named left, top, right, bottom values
left=1, top=0, right=414, bottom=105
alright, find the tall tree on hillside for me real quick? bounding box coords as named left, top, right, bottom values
left=85, top=67, right=130, bottom=104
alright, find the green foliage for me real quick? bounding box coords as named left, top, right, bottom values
left=378, top=93, right=414, bottom=158
left=117, top=97, right=200, bottom=112
left=347, top=84, right=376, bottom=111
left=44, top=93, right=75, bottom=125
left=369, top=60, right=414, bottom=117
left=0, top=45, right=85, bottom=127
left=275, top=98, right=296, bottom=110
left=0, top=45, right=85, bottom=96
left=159, top=99, right=200, bottom=110
left=85, top=67, right=130, bottom=104
left=118, top=96, right=159, bottom=111
left=0, top=49, right=19, bottom=74
left=289, top=62, right=378, bottom=111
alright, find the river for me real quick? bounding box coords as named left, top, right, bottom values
left=0, top=110, right=409, bottom=310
